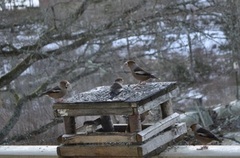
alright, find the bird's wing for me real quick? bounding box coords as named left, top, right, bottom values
left=133, top=66, right=151, bottom=76
left=133, top=66, right=158, bottom=79
left=196, top=128, right=220, bottom=141
left=43, top=86, right=61, bottom=94
left=109, top=83, right=123, bottom=99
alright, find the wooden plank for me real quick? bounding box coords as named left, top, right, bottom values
left=54, top=107, right=133, bottom=116
left=126, top=82, right=177, bottom=103
left=60, top=133, right=137, bottom=144
left=128, top=113, right=142, bottom=133
left=160, top=100, right=173, bottom=119
left=137, top=113, right=180, bottom=142
left=137, top=91, right=176, bottom=114
left=112, top=124, right=152, bottom=132
left=57, top=145, right=142, bottom=157
left=100, top=115, right=114, bottom=132
left=53, top=102, right=133, bottom=109
left=63, top=116, right=76, bottom=134
left=141, top=122, right=187, bottom=156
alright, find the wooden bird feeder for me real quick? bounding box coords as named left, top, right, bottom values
left=53, top=82, right=187, bottom=157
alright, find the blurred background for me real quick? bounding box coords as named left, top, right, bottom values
left=0, top=0, right=239, bottom=145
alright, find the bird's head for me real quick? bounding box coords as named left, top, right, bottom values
left=114, top=77, right=124, bottom=84
left=60, top=80, right=71, bottom=90
left=124, top=60, right=135, bottom=66
left=124, top=60, right=136, bottom=68
left=190, top=123, right=201, bottom=131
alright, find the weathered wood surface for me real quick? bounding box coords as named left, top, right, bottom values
left=53, top=102, right=135, bottom=116
left=100, top=115, right=115, bottom=132
left=57, top=145, right=143, bottom=157
left=128, top=113, right=142, bottom=132
left=63, top=116, right=76, bottom=134
left=53, top=82, right=177, bottom=117
left=57, top=123, right=187, bottom=157
left=137, top=113, right=180, bottom=142
left=160, top=100, right=174, bottom=119
left=60, top=132, right=137, bottom=144
left=63, top=82, right=177, bottom=103
left=141, top=123, right=187, bottom=156
left=138, top=91, right=177, bottom=114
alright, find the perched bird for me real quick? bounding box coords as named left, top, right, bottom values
left=109, top=77, right=124, bottom=99
left=76, top=118, right=101, bottom=134
left=41, top=80, right=71, bottom=102
left=124, top=60, right=159, bottom=84
left=190, top=123, right=221, bottom=150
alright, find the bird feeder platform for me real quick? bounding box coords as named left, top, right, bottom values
left=53, top=82, right=187, bottom=157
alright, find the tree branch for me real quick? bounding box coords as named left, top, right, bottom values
left=0, top=118, right=63, bottom=144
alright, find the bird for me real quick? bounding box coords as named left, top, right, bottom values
left=41, top=80, right=71, bottom=102
left=124, top=60, right=159, bottom=84
left=109, top=77, right=124, bottom=99
left=190, top=123, right=221, bottom=150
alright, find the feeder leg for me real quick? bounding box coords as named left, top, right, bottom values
left=160, top=100, right=173, bottom=119
left=128, top=108, right=142, bottom=132
left=101, top=115, right=114, bottom=132
left=63, top=116, right=76, bottom=134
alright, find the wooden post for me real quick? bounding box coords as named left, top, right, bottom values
left=128, top=108, right=142, bottom=132
left=100, top=115, right=114, bottom=132
left=63, top=116, right=76, bottom=134
left=160, top=100, right=173, bottom=119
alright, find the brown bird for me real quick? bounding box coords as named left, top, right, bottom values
left=190, top=123, right=221, bottom=150
left=109, top=78, right=124, bottom=99
left=41, top=80, right=71, bottom=102
left=124, top=60, right=159, bottom=84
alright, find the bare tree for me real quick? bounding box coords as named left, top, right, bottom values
left=0, top=0, right=230, bottom=144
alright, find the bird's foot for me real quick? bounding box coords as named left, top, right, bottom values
left=132, top=84, right=142, bottom=90
left=197, top=145, right=208, bottom=150
left=139, top=81, right=146, bottom=85
left=55, top=98, right=64, bottom=103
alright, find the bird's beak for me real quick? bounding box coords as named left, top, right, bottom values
left=67, top=83, right=72, bottom=90
left=122, top=62, right=129, bottom=73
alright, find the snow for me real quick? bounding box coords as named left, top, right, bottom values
left=164, top=30, right=226, bottom=55
left=4, top=0, right=39, bottom=10
left=111, top=30, right=226, bottom=57
left=41, top=40, right=74, bottom=53
left=112, top=35, right=155, bottom=48
left=75, top=43, right=100, bottom=55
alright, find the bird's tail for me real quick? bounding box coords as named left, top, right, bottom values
left=151, top=75, right=160, bottom=81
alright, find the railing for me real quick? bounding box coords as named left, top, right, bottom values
left=158, top=146, right=240, bottom=158
left=1, top=145, right=239, bottom=158
left=0, top=146, right=57, bottom=158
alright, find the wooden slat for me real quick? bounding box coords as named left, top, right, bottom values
left=137, top=113, right=180, bottom=142
left=54, top=107, right=133, bottom=116
left=141, top=122, right=187, bottom=156
left=53, top=102, right=133, bottom=109
left=134, top=82, right=177, bottom=105
left=57, top=123, right=187, bottom=157
left=112, top=124, right=152, bottom=132
left=57, top=145, right=143, bottom=157
left=138, top=89, right=178, bottom=114
left=61, top=132, right=137, bottom=144
left=125, top=82, right=177, bottom=103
